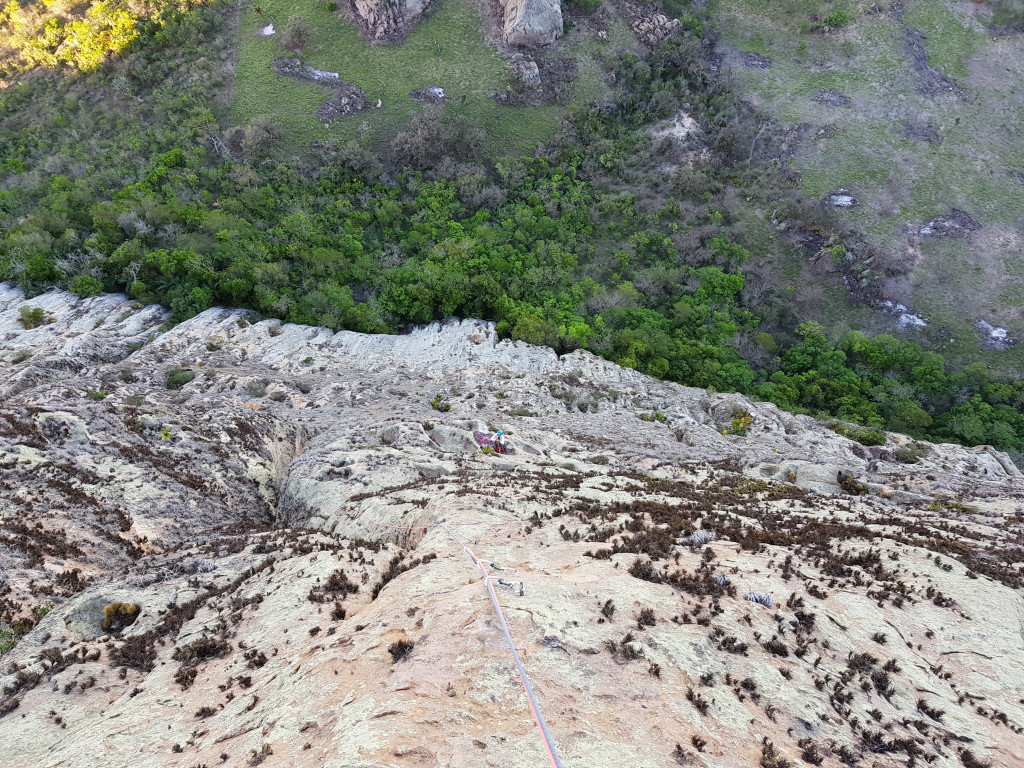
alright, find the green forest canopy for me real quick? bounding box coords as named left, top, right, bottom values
left=2, top=0, right=1024, bottom=462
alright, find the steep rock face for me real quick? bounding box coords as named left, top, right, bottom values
left=350, top=0, right=431, bottom=41
left=1, top=285, right=1023, bottom=768
left=501, top=0, right=563, bottom=47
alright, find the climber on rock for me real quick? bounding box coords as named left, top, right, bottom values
left=491, top=429, right=507, bottom=453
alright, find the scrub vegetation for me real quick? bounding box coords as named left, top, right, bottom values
left=2, top=0, right=1024, bottom=462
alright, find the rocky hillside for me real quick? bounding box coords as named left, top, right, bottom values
left=1, top=285, right=1022, bottom=768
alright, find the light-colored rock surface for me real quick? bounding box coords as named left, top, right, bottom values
left=351, top=0, right=431, bottom=41
left=1, top=285, right=1023, bottom=768
left=501, top=0, right=563, bottom=47
left=631, top=12, right=679, bottom=47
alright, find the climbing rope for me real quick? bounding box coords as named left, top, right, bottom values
left=437, top=521, right=564, bottom=768
left=344, top=504, right=565, bottom=768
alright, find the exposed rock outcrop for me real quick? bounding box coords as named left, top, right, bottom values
left=501, top=0, right=563, bottom=47
left=1, top=285, right=1023, bottom=768
left=351, top=0, right=431, bottom=41
left=271, top=57, right=342, bottom=85
left=315, top=84, right=373, bottom=121
left=631, top=12, right=679, bottom=47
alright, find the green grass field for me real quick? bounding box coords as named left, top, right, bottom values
left=232, top=0, right=618, bottom=157
left=708, top=0, right=1024, bottom=370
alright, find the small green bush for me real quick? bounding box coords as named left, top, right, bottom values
left=430, top=394, right=451, bottom=412
left=69, top=275, right=104, bottom=298
left=101, top=601, right=140, bottom=632
left=17, top=306, right=46, bottom=329
left=246, top=379, right=269, bottom=398
left=87, top=390, right=109, bottom=401
left=638, top=411, right=667, bottom=423
left=831, top=422, right=886, bottom=446
left=388, top=638, right=414, bottom=663
left=166, top=369, right=196, bottom=390
left=0, top=620, right=31, bottom=654
left=893, top=447, right=916, bottom=463
left=821, top=10, right=852, bottom=27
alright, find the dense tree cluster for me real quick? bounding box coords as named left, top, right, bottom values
left=0, top=0, right=189, bottom=73
left=2, top=1, right=1023, bottom=461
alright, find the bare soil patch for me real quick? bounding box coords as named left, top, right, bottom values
left=741, top=51, right=771, bottom=68
left=493, top=56, right=578, bottom=107
left=903, top=27, right=965, bottom=97
left=902, top=120, right=940, bottom=143
left=918, top=208, right=980, bottom=238
left=814, top=89, right=850, bottom=107
left=408, top=86, right=447, bottom=103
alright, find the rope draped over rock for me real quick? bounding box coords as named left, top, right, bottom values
left=344, top=504, right=564, bottom=768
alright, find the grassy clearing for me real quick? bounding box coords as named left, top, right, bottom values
left=709, top=0, right=1024, bottom=366
left=902, top=1, right=986, bottom=77
left=232, top=0, right=619, bottom=156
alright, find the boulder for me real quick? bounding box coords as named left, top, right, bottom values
left=316, top=85, right=372, bottom=121
left=631, top=13, right=679, bottom=47
left=408, top=86, right=446, bottom=103
left=271, top=57, right=341, bottom=84
left=351, top=0, right=431, bottom=41
left=427, top=424, right=478, bottom=453
left=501, top=0, right=563, bottom=47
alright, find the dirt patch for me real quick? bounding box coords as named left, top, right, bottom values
left=814, top=89, right=849, bottom=107
left=493, top=56, right=578, bottom=106
left=742, top=51, right=771, bottom=69
left=409, top=86, right=447, bottom=103
left=918, top=208, right=981, bottom=238
left=903, top=27, right=965, bottom=98
left=781, top=227, right=828, bottom=255
left=271, top=58, right=373, bottom=122
left=902, top=120, right=940, bottom=144
left=775, top=122, right=812, bottom=162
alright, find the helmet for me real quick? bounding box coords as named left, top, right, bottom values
left=497, top=430, right=504, bottom=435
